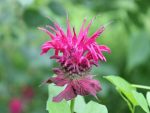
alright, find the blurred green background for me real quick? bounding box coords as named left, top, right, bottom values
left=0, top=0, right=150, bottom=113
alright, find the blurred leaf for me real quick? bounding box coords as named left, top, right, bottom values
left=17, top=0, right=34, bottom=6
left=92, top=64, right=118, bottom=76
left=127, top=11, right=143, bottom=28
left=48, top=1, right=66, bottom=16
left=10, top=50, right=27, bottom=70
left=147, top=92, right=150, bottom=107
left=83, top=101, right=108, bottom=113
left=135, top=0, right=150, bottom=14
left=23, top=9, right=52, bottom=27
left=47, top=100, right=71, bottom=113
left=127, top=33, right=150, bottom=71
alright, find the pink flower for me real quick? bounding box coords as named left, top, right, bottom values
left=39, top=17, right=111, bottom=102
left=9, top=98, right=22, bottom=113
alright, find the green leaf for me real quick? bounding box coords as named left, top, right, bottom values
left=17, top=0, right=34, bottom=6
left=146, top=92, right=150, bottom=107
left=133, top=91, right=150, bottom=113
left=47, top=84, right=108, bottom=113
left=74, top=96, right=86, bottom=113
left=104, top=75, right=150, bottom=113
left=47, top=100, right=71, bottom=113
left=83, top=101, right=108, bottom=113
left=47, top=85, right=71, bottom=113
left=104, top=75, right=137, bottom=106
left=47, top=84, right=64, bottom=101
left=48, top=1, right=66, bottom=16
left=23, top=9, right=52, bottom=27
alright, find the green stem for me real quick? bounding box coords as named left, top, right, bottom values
left=70, top=99, right=75, bottom=113
left=132, top=106, right=135, bottom=113
left=131, top=84, right=150, bottom=90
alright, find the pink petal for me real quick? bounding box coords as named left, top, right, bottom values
left=99, top=45, right=111, bottom=53
left=41, top=41, right=53, bottom=55
left=66, top=16, right=72, bottom=40
left=46, top=25, right=59, bottom=35
left=72, top=77, right=101, bottom=97
left=85, top=26, right=105, bottom=45
left=93, top=44, right=107, bottom=61
left=38, top=27, right=55, bottom=39
left=53, top=68, right=64, bottom=75
left=78, top=18, right=87, bottom=40
left=87, top=45, right=98, bottom=61
left=53, top=85, right=77, bottom=102
left=84, top=16, right=96, bottom=36
left=72, top=27, right=77, bottom=45
left=54, top=22, right=68, bottom=44
left=50, top=76, right=68, bottom=86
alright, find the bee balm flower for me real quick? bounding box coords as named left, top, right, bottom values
left=39, top=17, right=111, bottom=102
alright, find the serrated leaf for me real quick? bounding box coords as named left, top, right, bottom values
left=83, top=101, right=108, bottom=113
left=104, top=75, right=137, bottom=106
left=146, top=92, right=150, bottom=107
left=47, top=100, right=71, bottom=113
left=132, top=91, right=150, bottom=113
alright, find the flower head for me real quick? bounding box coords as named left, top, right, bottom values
left=39, top=17, right=111, bottom=102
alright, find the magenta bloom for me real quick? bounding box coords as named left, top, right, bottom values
left=9, top=98, right=22, bottom=113
left=39, top=17, right=111, bottom=102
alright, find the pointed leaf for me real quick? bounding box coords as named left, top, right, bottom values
left=104, top=75, right=137, bottom=106
left=146, top=92, right=150, bottom=107
left=132, top=91, right=150, bottom=113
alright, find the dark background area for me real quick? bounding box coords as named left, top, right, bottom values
left=0, top=0, right=150, bottom=113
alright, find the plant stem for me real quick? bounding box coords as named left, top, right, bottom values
left=132, top=106, right=135, bottom=113
left=70, top=99, right=75, bottom=113
left=131, top=84, right=150, bottom=90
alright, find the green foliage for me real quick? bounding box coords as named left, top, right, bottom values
left=47, top=84, right=108, bottom=113
left=23, top=9, right=52, bottom=27
left=105, top=75, right=150, bottom=113
left=147, top=92, right=150, bottom=107
left=127, top=33, right=150, bottom=71
left=132, top=91, right=149, bottom=113
left=47, top=101, right=71, bottom=113
left=48, top=1, right=66, bottom=16
left=83, top=101, right=108, bottom=113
